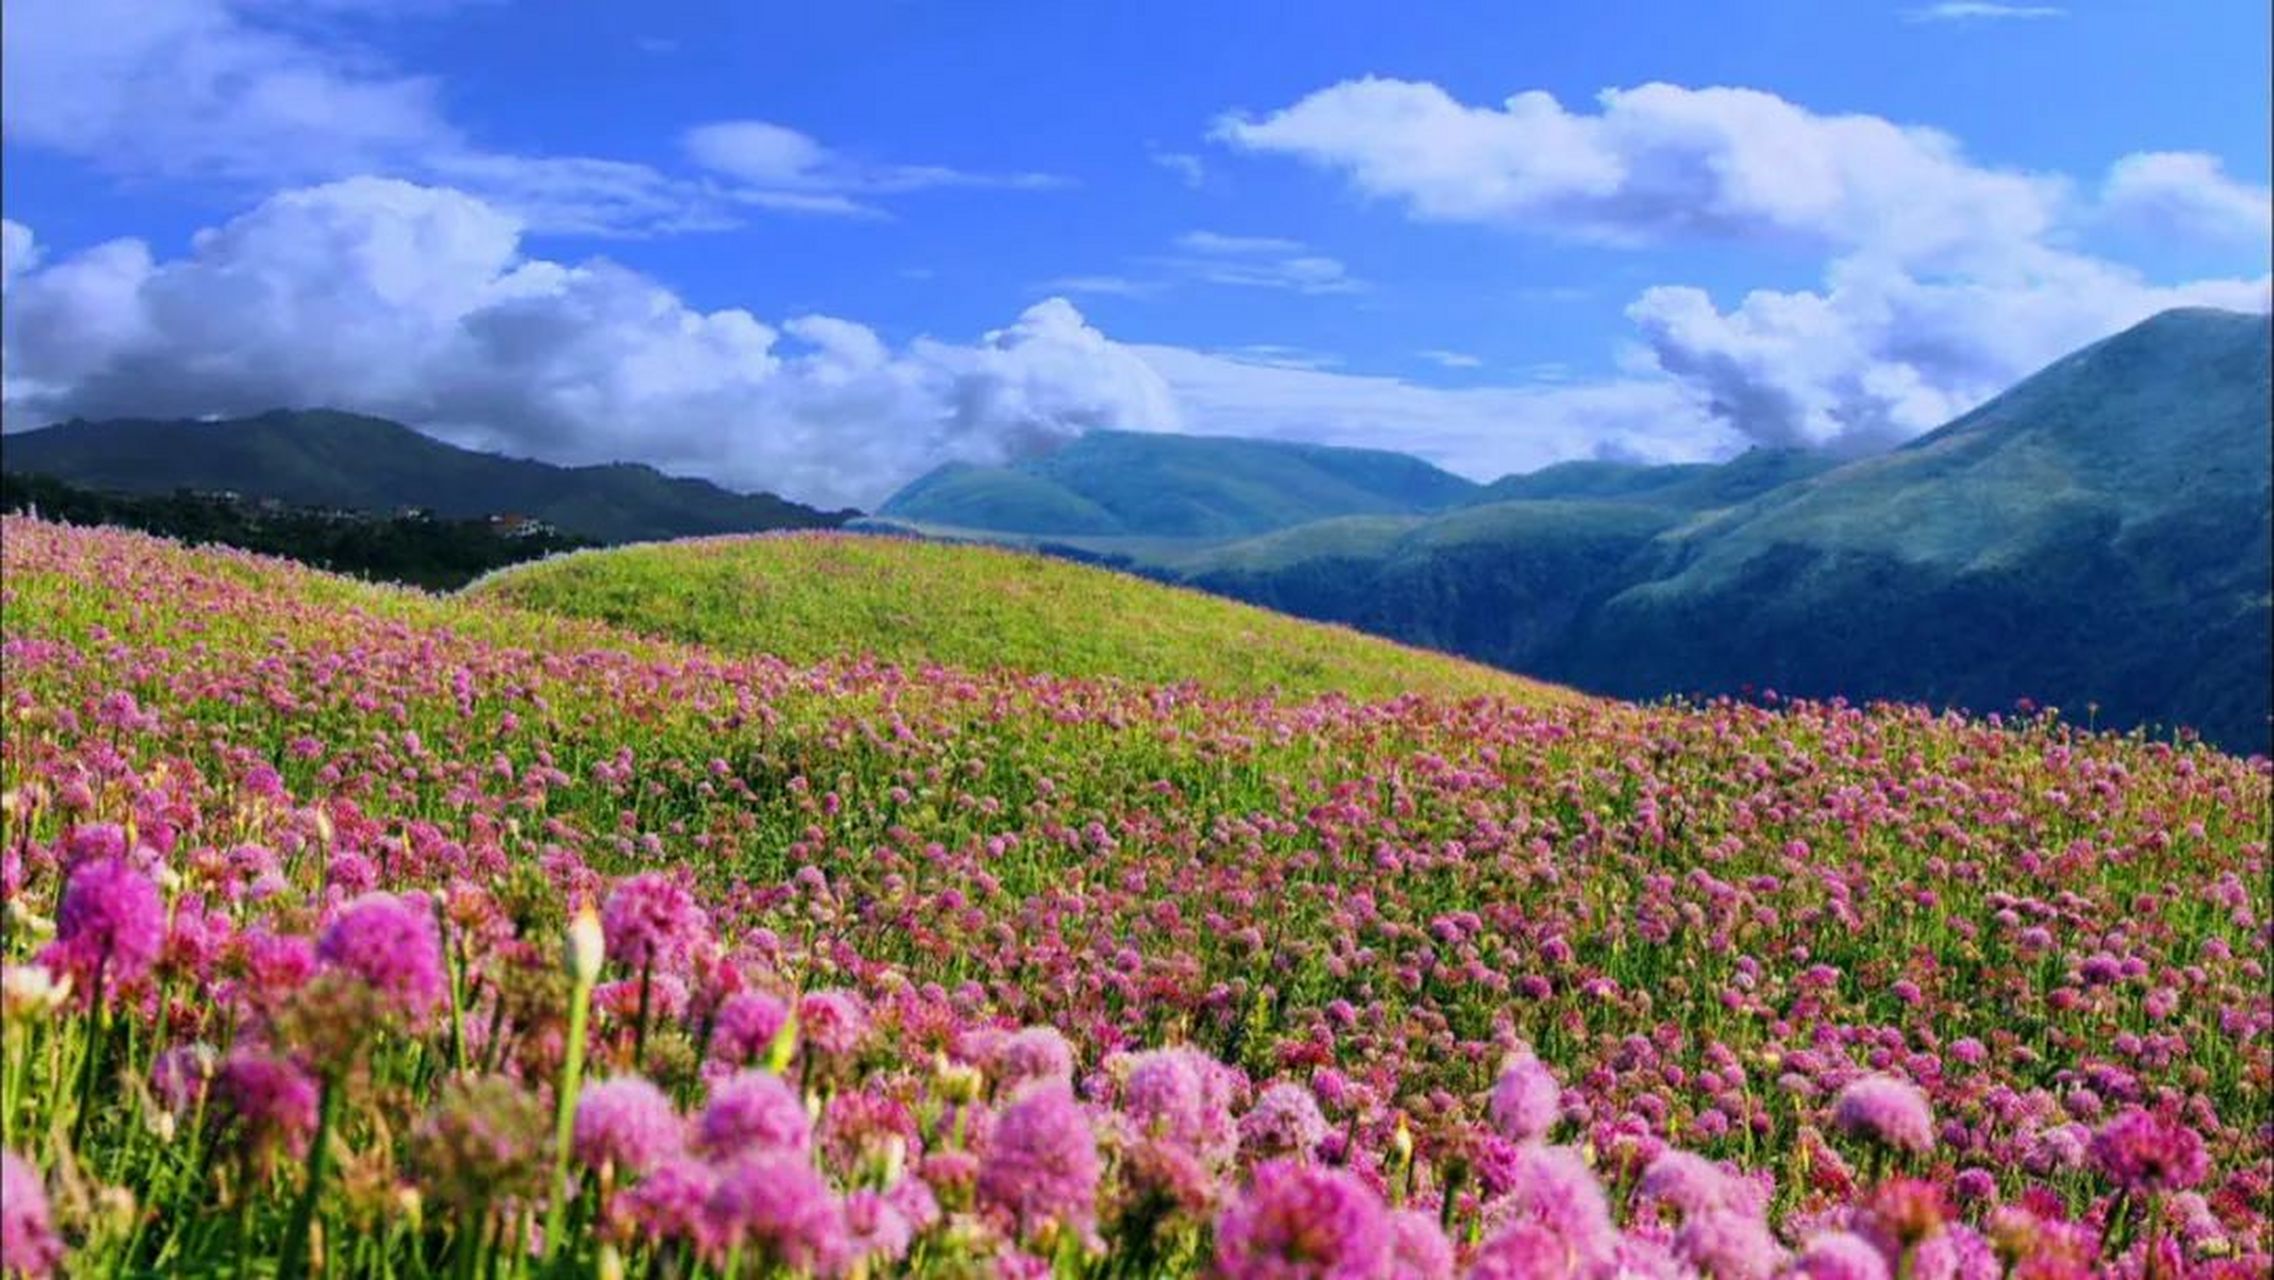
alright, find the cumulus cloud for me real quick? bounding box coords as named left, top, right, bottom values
left=1214, top=79, right=2063, bottom=271
left=1626, top=250, right=2271, bottom=451
left=1219, top=75, right=2270, bottom=455
left=2101, top=152, right=2274, bottom=248
left=0, top=179, right=1177, bottom=508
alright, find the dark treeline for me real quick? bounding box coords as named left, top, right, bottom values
left=1, top=471, right=593, bottom=591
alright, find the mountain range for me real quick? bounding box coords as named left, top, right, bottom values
left=866, top=308, right=2273, bottom=753
left=0, top=409, right=855, bottom=545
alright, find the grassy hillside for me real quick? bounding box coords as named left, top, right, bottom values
left=0, top=408, right=854, bottom=544
left=468, top=532, right=1563, bottom=704
left=878, top=428, right=1478, bottom=537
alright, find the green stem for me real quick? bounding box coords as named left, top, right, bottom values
left=541, top=974, right=595, bottom=1265
left=279, top=1071, right=342, bottom=1280
left=72, top=961, right=109, bottom=1148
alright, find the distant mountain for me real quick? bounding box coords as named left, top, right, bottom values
left=873, top=309, right=2274, bottom=753
left=1, top=409, right=855, bottom=545
left=877, top=428, right=1479, bottom=537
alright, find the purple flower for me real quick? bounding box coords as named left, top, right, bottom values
left=1123, top=1047, right=1240, bottom=1167
left=2088, top=1107, right=2207, bottom=1192
left=1480, top=1144, right=1618, bottom=1268
left=704, top=1154, right=847, bottom=1274
left=614, top=1156, right=716, bottom=1247
left=842, top=1188, right=915, bottom=1266
left=1674, top=1211, right=1786, bottom=1280
left=1792, top=1233, right=1891, bottom=1280
left=150, top=1043, right=217, bottom=1119
left=1387, top=1210, right=1454, bottom=1280
left=1212, top=1159, right=1390, bottom=1280
left=1, top=1151, right=62, bottom=1279
left=317, top=892, right=446, bottom=1022
left=698, top=1070, right=811, bottom=1158
left=573, top=1077, right=685, bottom=1177
left=213, top=1050, right=319, bottom=1163
left=601, top=873, right=708, bottom=974
left=707, top=991, right=790, bottom=1065
left=1638, top=1150, right=1744, bottom=1219
left=43, top=856, right=163, bottom=992
left=1831, top=1076, right=1935, bottom=1156
left=797, top=990, right=869, bottom=1059
left=978, top=1082, right=1100, bottom=1233
left=1465, top=1221, right=1576, bottom=1280
left=991, top=1026, right=1076, bottom=1092
left=1487, top=1053, right=1562, bottom=1144
left=1240, top=1082, right=1329, bottom=1161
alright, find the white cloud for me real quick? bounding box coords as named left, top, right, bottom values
left=1214, top=78, right=2063, bottom=271
left=1418, top=349, right=1484, bottom=369
left=0, top=179, right=1177, bottom=509
left=682, top=119, right=1065, bottom=217
left=2101, top=151, right=2274, bottom=248
left=1626, top=249, right=2272, bottom=451
left=1038, top=275, right=1165, bottom=299
left=1902, top=3, right=2065, bottom=21
left=0, top=0, right=1056, bottom=237
left=1209, top=345, right=1345, bottom=371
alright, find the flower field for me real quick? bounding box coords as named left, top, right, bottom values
left=1, top=517, right=2268, bottom=1278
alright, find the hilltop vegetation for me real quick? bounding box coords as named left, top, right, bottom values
left=469, top=532, right=1553, bottom=704
left=0, top=470, right=595, bottom=589
left=1, top=408, right=855, bottom=545
left=2, top=516, right=2267, bottom=1277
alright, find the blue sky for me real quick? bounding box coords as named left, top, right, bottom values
left=3, top=0, right=2268, bottom=507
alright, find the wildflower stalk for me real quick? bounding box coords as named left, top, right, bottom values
left=278, top=1070, right=341, bottom=1280
left=543, top=903, right=604, bottom=1266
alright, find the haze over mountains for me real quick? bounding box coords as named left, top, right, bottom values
left=5, top=307, right=2266, bottom=751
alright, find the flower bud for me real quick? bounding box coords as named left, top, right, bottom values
left=564, top=903, right=604, bottom=987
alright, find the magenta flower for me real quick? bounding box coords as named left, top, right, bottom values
left=991, top=1026, right=1076, bottom=1092
left=1464, top=1221, right=1574, bottom=1280
left=1487, top=1053, right=1562, bottom=1144
left=573, top=1077, right=685, bottom=1177
left=797, top=989, right=870, bottom=1058
left=1639, top=1150, right=1744, bottom=1219
left=1480, top=1144, right=1618, bottom=1268
left=2088, top=1107, right=2208, bottom=1192
left=613, top=1156, right=716, bottom=1247
left=1240, top=1082, right=1329, bottom=1161
left=1792, top=1232, right=1891, bottom=1280
left=316, top=892, right=446, bottom=1022
left=1212, top=1159, right=1390, bottom=1280
left=707, top=991, right=790, bottom=1065
left=601, top=873, right=708, bottom=974
left=978, top=1082, right=1100, bottom=1233
left=213, top=1050, right=319, bottom=1163
left=1123, top=1046, right=1241, bottom=1166
left=704, top=1154, right=847, bottom=1274
left=841, top=1188, right=915, bottom=1266
left=1674, top=1210, right=1786, bottom=1280
left=698, top=1070, right=811, bottom=1158
left=1, top=1151, right=63, bottom=1279
left=1831, top=1076, right=1935, bottom=1156
left=1387, top=1209, right=1454, bottom=1279
left=43, top=855, right=164, bottom=993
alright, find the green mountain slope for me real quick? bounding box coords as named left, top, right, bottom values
left=877, top=428, right=1478, bottom=537
left=1467, top=447, right=1838, bottom=509
left=0, top=409, right=853, bottom=544
left=467, top=533, right=1570, bottom=705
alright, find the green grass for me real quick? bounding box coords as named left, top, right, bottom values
left=467, top=531, right=1570, bottom=705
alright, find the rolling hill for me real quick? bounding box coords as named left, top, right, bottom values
left=466, top=532, right=1565, bottom=705
left=0, top=408, right=854, bottom=544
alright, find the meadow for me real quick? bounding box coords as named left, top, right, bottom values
left=1, top=518, right=2267, bottom=1278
